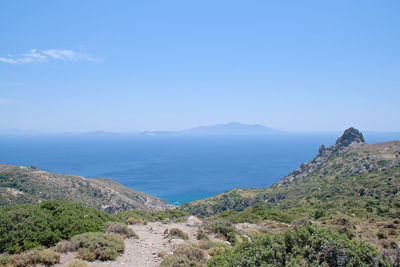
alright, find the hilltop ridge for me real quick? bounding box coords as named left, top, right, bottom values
left=0, top=164, right=169, bottom=213
left=182, top=127, right=400, bottom=216
left=278, top=127, right=366, bottom=185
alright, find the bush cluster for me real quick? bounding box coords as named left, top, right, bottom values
left=168, top=228, right=189, bottom=240
left=217, top=204, right=296, bottom=224
left=70, top=232, right=125, bottom=261
left=208, top=225, right=389, bottom=266
left=0, top=200, right=112, bottom=253
left=106, top=222, right=139, bottom=239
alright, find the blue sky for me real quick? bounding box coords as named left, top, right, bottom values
left=1, top=1, right=399, bottom=132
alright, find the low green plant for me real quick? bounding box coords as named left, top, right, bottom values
left=168, top=228, right=189, bottom=240
left=204, top=219, right=238, bottom=244
left=196, top=228, right=209, bottom=240
left=207, top=225, right=388, bottom=266
left=71, top=232, right=124, bottom=261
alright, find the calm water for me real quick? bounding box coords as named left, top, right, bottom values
left=0, top=132, right=398, bottom=204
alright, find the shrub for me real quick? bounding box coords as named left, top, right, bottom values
left=168, top=228, right=189, bottom=240
left=126, top=217, right=146, bottom=225
left=196, top=228, right=209, bottom=240
left=55, top=240, right=79, bottom=253
left=173, top=244, right=207, bottom=262
left=106, top=222, right=139, bottom=239
left=208, top=225, right=388, bottom=266
left=40, top=200, right=111, bottom=239
left=251, top=205, right=295, bottom=223
left=8, top=248, right=60, bottom=267
left=310, top=206, right=326, bottom=220
left=0, top=200, right=112, bottom=253
left=114, top=209, right=188, bottom=224
left=68, top=259, right=89, bottom=267
left=204, top=220, right=237, bottom=244
left=157, top=250, right=168, bottom=258
left=71, top=232, right=125, bottom=261
left=0, top=254, right=10, bottom=265
left=160, top=255, right=203, bottom=267
left=291, top=217, right=312, bottom=226
left=377, top=232, right=388, bottom=239
left=0, top=205, right=59, bottom=253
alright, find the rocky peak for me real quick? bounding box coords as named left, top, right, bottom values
left=335, top=127, right=365, bottom=148
left=278, top=127, right=365, bottom=185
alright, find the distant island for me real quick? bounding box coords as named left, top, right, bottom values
left=141, top=122, right=279, bottom=136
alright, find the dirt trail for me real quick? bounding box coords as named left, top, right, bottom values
left=57, top=221, right=203, bottom=267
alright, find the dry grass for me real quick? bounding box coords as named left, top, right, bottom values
left=7, top=248, right=60, bottom=267
left=68, top=259, right=89, bottom=267
left=106, top=222, right=139, bottom=239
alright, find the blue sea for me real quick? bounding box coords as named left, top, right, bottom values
left=0, top=132, right=398, bottom=204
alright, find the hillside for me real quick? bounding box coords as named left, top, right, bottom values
left=0, top=164, right=169, bottom=213
left=181, top=128, right=400, bottom=218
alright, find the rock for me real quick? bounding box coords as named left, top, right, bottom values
left=186, top=216, right=202, bottom=226
left=335, top=127, right=365, bottom=148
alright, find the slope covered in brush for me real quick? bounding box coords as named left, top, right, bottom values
left=182, top=128, right=400, bottom=219
left=0, top=164, right=169, bottom=213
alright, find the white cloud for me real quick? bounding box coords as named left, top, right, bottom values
left=42, top=49, right=100, bottom=62
left=0, top=49, right=100, bottom=64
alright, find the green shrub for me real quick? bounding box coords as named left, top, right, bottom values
left=251, top=205, right=295, bottom=223
left=168, top=228, right=189, bottom=240
left=196, top=228, right=209, bottom=240
left=40, top=200, right=112, bottom=239
left=0, top=200, right=112, bottom=253
left=0, top=205, right=59, bottom=253
left=204, top=220, right=237, bottom=244
left=72, top=232, right=124, bottom=261
left=310, top=206, right=326, bottom=220
left=291, top=217, right=312, bottom=226
left=0, top=254, right=10, bottom=265
left=207, top=225, right=388, bottom=266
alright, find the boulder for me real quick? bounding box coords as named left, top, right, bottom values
left=186, top=216, right=202, bottom=226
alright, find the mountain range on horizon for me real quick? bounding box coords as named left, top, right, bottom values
left=141, top=122, right=279, bottom=136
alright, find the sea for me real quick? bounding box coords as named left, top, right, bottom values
left=0, top=132, right=398, bottom=205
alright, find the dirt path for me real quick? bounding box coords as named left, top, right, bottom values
left=57, top=221, right=203, bottom=267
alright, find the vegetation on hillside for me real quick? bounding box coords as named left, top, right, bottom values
left=0, top=164, right=168, bottom=213
left=0, top=200, right=188, bottom=255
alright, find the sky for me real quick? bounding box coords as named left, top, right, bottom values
left=0, top=1, right=399, bottom=132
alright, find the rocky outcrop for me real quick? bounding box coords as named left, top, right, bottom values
left=278, top=127, right=365, bottom=185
